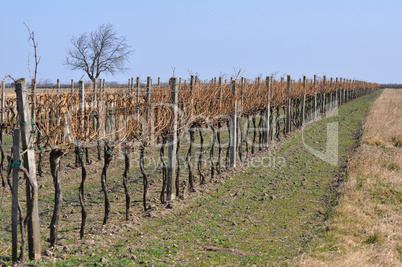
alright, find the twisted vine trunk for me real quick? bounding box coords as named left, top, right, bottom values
left=101, top=144, right=113, bottom=225
left=122, top=147, right=130, bottom=220
left=269, top=106, right=274, bottom=142
left=215, top=123, right=222, bottom=175
left=225, top=121, right=230, bottom=168
left=85, top=147, right=91, bottom=165
left=0, top=141, right=4, bottom=188
left=282, top=106, right=286, bottom=136
left=0, top=125, right=3, bottom=176
left=160, top=138, right=167, bottom=203
left=37, top=151, right=43, bottom=178
left=49, top=149, right=64, bottom=247
left=258, top=112, right=264, bottom=151
left=210, top=126, right=216, bottom=181
left=97, top=141, right=102, bottom=161
left=245, top=116, right=250, bottom=158
left=36, top=131, right=43, bottom=177
left=76, top=147, right=87, bottom=239
left=251, top=116, right=257, bottom=154
left=186, top=129, right=195, bottom=192
left=238, top=118, right=243, bottom=162
left=198, top=129, right=205, bottom=184
left=175, top=139, right=181, bottom=198
left=6, top=156, right=25, bottom=261
left=139, top=146, right=148, bottom=211
left=275, top=107, right=280, bottom=140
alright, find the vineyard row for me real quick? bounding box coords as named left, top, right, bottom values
left=0, top=74, right=378, bottom=261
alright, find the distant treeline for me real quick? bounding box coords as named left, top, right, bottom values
left=380, top=84, right=402, bottom=89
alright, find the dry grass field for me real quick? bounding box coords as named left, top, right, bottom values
left=297, top=89, right=402, bottom=266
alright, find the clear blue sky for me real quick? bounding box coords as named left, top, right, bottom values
left=1, top=0, right=401, bottom=84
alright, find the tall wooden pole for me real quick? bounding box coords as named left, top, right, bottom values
left=12, top=129, right=20, bottom=263
left=1, top=80, right=4, bottom=127
left=314, top=75, right=317, bottom=119
left=335, top=77, right=339, bottom=107
left=229, top=80, right=237, bottom=167
left=57, top=79, right=60, bottom=94
left=146, top=77, right=154, bottom=143
left=322, top=76, right=326, bottom=115
left=302, top=76, right=307, bottom=125
left=286, top=75, right=291, bottom=134
left=15, top=78, right=41, bottom=260
left=167, top=77, right=178, bottom=201
left=70, top=79, right=74, bottom=95
left=265, top=76, right=271, bottom=147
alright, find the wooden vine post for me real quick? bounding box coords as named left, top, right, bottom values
left=218, top=76, right=222, bottom=112
left=49, top=148, right=64, bottom=247
left=12, top=129, right=20, bottom=263
left=70, top=79, right=74, bottom=94
left=329, top=78, right=333, bottom=110
left=229, top=79, right=237, bottom=167
left=1, top=80, right=4, bottom=143
left=146, top=77, right=154, bottom=144
left=335, top=77, right=339, bottom=107
left=322, top=76, right=327, bottom=115
left=57, top=79, right=60, bottom=94
left=286, top=75, right=291, bottom=134
left=314, top=75, right=317, bottom=119
left=302, top=76, right=307, bottom=125
left=136, top=77, right=140, bottom=117
left=339, top=78, right=342, bottom=106
left=264, top=76, right=271, bottom=148
left=167, top=77, right=178, bottom=201
left=15, top=78, right=41, bottom=260
left=190, top=75, right=194, bottom=118
left=79, top=80, right=85, bottom=130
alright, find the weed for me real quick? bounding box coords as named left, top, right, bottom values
left=364, top=233, right=379, bottom=244
left=387, top=162, right=400, bottom=171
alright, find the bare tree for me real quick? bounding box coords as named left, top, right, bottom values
left=65, top=23, right=132, bottom=81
